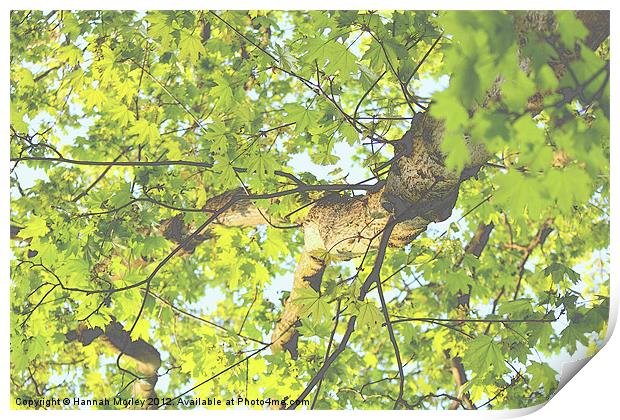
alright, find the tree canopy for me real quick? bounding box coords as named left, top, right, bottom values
left=10, top=10, right=609, bottom=410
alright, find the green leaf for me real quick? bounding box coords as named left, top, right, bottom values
left=463, top=335, right=509, bottom=377
left=284, top=104, right=319, bottom=133
left=10, top=101, right=28, bottom=132
left=88, top=312, right=111, bottom=329
left=211, top=79, right=234, bottom=106
left=247, top=153, right=277, bottom=180
left=325, top=42, right=358, bottom=75
left=274, top=44, right=298, bottom=71
left=147, top=12, right=177, bottom=49
left=292, top=288, right=330, bottom=322
left=527, top=362, right=558, bottom=394
left=494, top=170, right=543, bottom=217
left=559, top=323, right=590, bottom=354
left=543, top=263, right=581, bottom=285
left=340, top=123, right=359, bottom=145
left=129, top=119, right=161, bottom=145
left=57, top=258, right=90, bottom=287
left=109, top=183, right=132, bottom=208
left=441, top=134, right=470, bottom=173
left=84, top=88, right=107, bottom=109
left=212, top=159, right=238, bottom=188
left=556, top=12, right=589, bottom=47
left=109, top=102, right=135, bottom=127
left=130, top=318, right=151, bottom=342
left=28, top=336, right=47, bottom=359
left=445, top=270, right=472, bottom=294
left=544, top=166, right=592, bottom=214
left=355, top=301, right=383, bottom=329
left=498, top=299, right=533, bottom=316
left=501, top=69, right=537, bottom=111
left=179, top=29, right=206, bottom=62
left=297, top=317, right=332, bottom=338
left=142, top=236, right=170, bottom=255
left=19, top=216, right=49, bottom=239
left=208, top=122, right=230, bottom=153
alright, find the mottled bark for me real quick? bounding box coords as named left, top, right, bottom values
left=576, top=11, right=610, bottom=50
left=66, top=321, right=161, bottom=408
left=270, top=111, right=490, bottom=355
left=270, top=252, right=325, bottom=356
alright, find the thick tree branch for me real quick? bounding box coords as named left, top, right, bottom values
left=66, top=321, right=161, bottom=408
left=270, top=252, right=326, bottom=355
left=288, top=218, right=398, bottom=409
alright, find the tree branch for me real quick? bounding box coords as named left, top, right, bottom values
left=66, top=321, right=161, bottom=408
left=288, top=218, right=398, bottom=409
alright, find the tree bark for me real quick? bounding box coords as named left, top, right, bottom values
left=270, top=112, right=490, bottom=354
left=66, top=321, right=161, bottom=409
